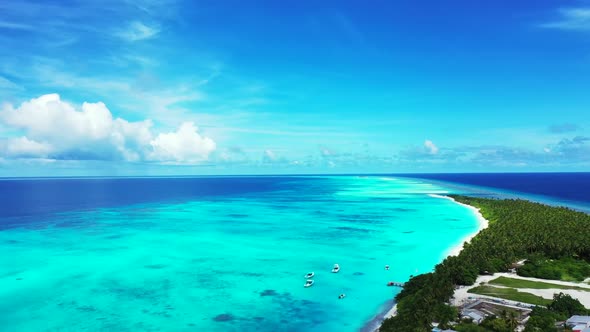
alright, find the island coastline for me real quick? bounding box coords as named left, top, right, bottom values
left=365, top=194, right=491, bottom=331
left=378, top=195, right=590, bottom=331
left=428, top=194, right=490, bottom=257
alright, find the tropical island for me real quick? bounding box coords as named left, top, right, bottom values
left=379, top=196, right=590, bottom=332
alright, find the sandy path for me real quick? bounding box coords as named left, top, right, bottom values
left=451, top=272, right=590, bottom=308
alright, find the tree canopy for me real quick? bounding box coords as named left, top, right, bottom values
left=379, top=196, right=590, bottom=332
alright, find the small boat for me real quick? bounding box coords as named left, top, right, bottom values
left=385, top=265, right=390, bottom=270
left=338, top=293, right=346, bottom=299
left=332, top=264, right=340, bottom=273
left=304, top=272, right=315, bottom=278
left=304, top=279, right=314, bottom=288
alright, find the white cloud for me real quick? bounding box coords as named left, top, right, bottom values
left=116, top=21, right=160, bottom=41
left=0, top=94, right=216, bottom=164
left=424, top=140, right=439, bottom=155
left=540, top=8, right=590, bottom=31
left=4, top=137, right=53, bottom=157
left=2, top=93, right=115, bottom=145
left=149, top=122, right=216, bottom=163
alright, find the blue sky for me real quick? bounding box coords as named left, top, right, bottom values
left=0, top=0, right=589, bottom=176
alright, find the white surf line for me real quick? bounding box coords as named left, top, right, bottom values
left=376, top=194, right=491, bottom=329
left=428, top=194, right=490, bottom=257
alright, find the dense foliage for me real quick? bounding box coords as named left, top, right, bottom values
left=454, top=309, right=519, bottom=332
left=454, top=293, right=589, bottom=332
left=380, top=196, right=590, bottom=332
left=524, top=293, right=589, bottom=331
left=517, top=255, right=590, bottom=281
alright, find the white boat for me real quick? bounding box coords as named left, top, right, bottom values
left=304, top=279, right=314, bottom=287
left=331, top=264, right=340, bottom=273
left=304, top=272, right=315, bottom=278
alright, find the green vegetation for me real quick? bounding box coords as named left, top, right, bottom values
left=525, top=293, right=589, bottom=331
left=517, top=255, right=590, bottom=281
left=456, top=309, right=520, bottom=332
left=467, top=285, right=551, bottom=306
left=454, top=322, right=489, bottom=332
left=453, top=293, right=588, bottom=332
left=489, top=276, right=590, bottom=291
left=380, top=196, right=590, bottom=332
left=432, top=303, right=458, bottom=330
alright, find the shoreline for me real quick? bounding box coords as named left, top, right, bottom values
left=428, top=194, right=490, bottom=257
left=365, top=194, right=490, bottom=331
left=360, top=300, right=396, bottom=332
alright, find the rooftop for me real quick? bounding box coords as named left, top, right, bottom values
left=567, top=315, right=590, bottom=324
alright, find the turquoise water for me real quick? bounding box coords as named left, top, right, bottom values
left=0, top=176, right=479, bottom=331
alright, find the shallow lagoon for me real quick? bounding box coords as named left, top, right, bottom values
left=0, top=176, right=479, bottom=331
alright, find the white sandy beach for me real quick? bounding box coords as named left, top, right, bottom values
left=428, top=194, right=490, bottom=257
left=382, top=304, right=397, bottom=320
left=377, top=194, right=490, bottom=326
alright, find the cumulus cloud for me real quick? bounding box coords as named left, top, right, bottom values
left=424, top=140, right=439, bottom=154
left=0, top=94, right=216, bottom=164
left=3, top=137, right=53, bottom=158
left=3, top=94, right=114, bottom=144
left=149, top=122, right=216, bottom=163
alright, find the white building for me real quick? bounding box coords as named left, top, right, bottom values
left=567, top=315, right=590, bottom=328
left=461, top=309, right=485, bottom=324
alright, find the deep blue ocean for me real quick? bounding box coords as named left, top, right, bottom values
left=0, top=173, right=588, bottom=331
left=0, top=177, right=291, bottom=219
left=2, top=173, right=589, bottom=220
left=403, top=172, right=590, bottom=203
left=399, top=172, right=590, bottom=212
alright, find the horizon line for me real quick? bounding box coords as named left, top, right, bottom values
left=1, top=171, right=589, bottom=180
